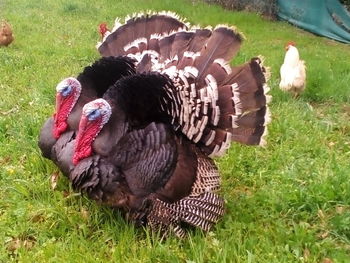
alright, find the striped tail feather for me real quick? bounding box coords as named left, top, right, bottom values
left=159, top=54, right=270, bottom=157
left=145, top=148, right=224, bottom=238
left=159, top=28, right=212, bottom=67
left=197, top=57, right=271, bottom=156
left=147, top=192, right=224, bottom=238
left=97, top=11, right=188, bottom=57
left=190, top=149, right=221, bottom=195
left=160, top=26, right=241, bottom=75
left=193, top=26, right=243, bottom=80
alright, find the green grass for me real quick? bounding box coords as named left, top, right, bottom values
left=1, top=0, right=350, bottom=262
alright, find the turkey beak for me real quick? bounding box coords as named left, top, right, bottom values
left=54, top=93, right=62, bottom=120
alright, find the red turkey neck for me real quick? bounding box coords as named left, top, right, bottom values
left=73, top=115, right=102, bottom=165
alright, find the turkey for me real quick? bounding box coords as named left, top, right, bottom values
left=70, top=118, right=224, bottom=238
left=38, top=56, right=136, bottom=168
left=69, top=18, right=270, bottom=236
left=38, top=12, right=189, bottom=169
left=279, top=42, right=306, bottom=97
left=39, top=12, right=271, bottom=237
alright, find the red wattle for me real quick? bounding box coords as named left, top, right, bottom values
left=73, top=146, right=92, bottom=165
left=53, top=93, right=75, bottom=139
left=73, top=115, right=103, bottom=165
left=53, top=121, right=68, bottom=139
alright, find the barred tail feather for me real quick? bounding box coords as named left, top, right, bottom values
left=162, top=28, right=212, bottom=68
left=190, top=152, right=221, bottom=195
left=194, top=26, right=243, bottom=80
left=160, top=55, right=270, bottom=156
left=146, top=150, right=223, bottom=237
left=147, top=192, right=224, bottom=238
left=223, top=57, right=271, bottom=146
left=97, top=12, right=188, bottom=57
left=158, top=33, right=177, bottom=64
left=153, top=27, right=213, bottom=72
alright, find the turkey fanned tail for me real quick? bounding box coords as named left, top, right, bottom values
left=97, top=13, right=270, bottom=158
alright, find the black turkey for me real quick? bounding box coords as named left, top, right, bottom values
left=38, top=56, right=136, bottom=167
left=38, top=12, right=188, bottom=169
left=70, top=20, right=270, bottom=236
left=71, top=119, right=224, bottom=238
left=39, top=11, right=271, bottom=237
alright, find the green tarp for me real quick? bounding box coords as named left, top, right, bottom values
left=277, top=0, right=350, bottom=44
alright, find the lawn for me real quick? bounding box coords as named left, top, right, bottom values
left=1, top=0, right=350, bottom=262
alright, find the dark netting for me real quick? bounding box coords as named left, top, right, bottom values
left=203, top=0, right=350, bottom=44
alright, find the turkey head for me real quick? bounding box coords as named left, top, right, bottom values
left=73, top=99, right=112, bottom=165
left=53, top=77, right=81, bottom=139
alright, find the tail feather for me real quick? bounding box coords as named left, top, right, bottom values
left=145, top=148, right=223, bottom=237
left=97, top=12, right=188, bottom=57
left=175, top=28, right=212, bottom=69
left=136, top=54, right=153, bottom=73
left=159, top=33, right=177, bottom=63
left=98, top=13, right=270, bottom=155
left=218, top=107, right=267, bottom=130
left=200, top=128, right=232, bottom=157
left=168, top=31, right=195, bottom=62
left=143, top=11, right=188, bottom=39
left=147, top=192, right=224, bottom=238
left=186, top=28, right=212, bottom=55
left=231, top=124, right=267, bottom=146
left=190, top=153, right=221, bottom=195
left=194, top=26, right=243, bottom=81
left=167, top=28, right=212, bottom=64
left=202, top=59, right=232, bottom=86
left=159, top=28, right=213, bottom=71
left=160, top=54, right=270, bottom=156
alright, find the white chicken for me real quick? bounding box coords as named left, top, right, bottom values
left=279, top=42, right=306, bottom=97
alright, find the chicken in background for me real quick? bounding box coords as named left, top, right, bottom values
left=279, top=42, right=306, bottom=97
left=0, top=20, right=14, bottom=47
left=99, top=23, right=110, bottom=39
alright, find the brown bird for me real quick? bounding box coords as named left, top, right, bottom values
left=0, top=20, right=14, bottom=47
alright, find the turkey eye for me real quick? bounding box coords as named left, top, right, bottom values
left=61, top=85, right=72, bottom=97
left=87, top=109, right=101, bottom=120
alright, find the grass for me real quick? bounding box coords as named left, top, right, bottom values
left=1, top=0, right=350, bottom=262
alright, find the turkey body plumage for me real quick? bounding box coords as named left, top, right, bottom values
left=38, top=11, right=271, bottom=237
left=71, top=122, right=224, bottom=237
